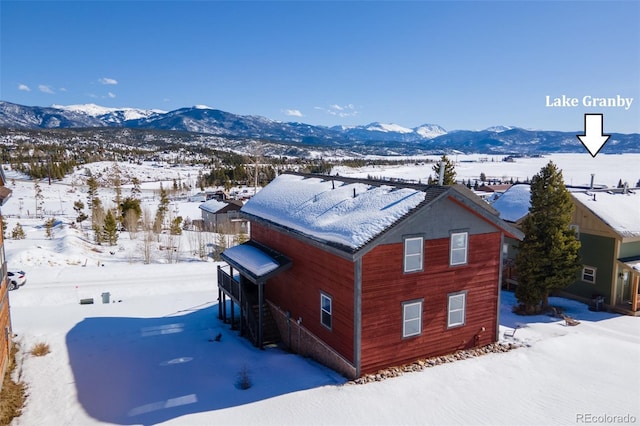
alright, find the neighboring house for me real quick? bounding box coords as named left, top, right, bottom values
left=492, top=184, right=640, bottom=315
left=566, top=188, right=640, bottom=315
left=218, top=172, right=522, bottom=379
left=0, top=168, right=12, bottom=390
left=198, top=199, right=247, bottom=234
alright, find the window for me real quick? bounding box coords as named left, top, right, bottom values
left=448, top=292, right=467, bottom=328
left=570, top=224, right=580, bottom=239
left=402, top=300, right=423, bottom=338
left=450, top=232, right=468, bottom=266
left=320, top=293, right=332, bottom=329
left=582, top=266, right=596, bottom=284
left=404, top=236, right=424, bottom=273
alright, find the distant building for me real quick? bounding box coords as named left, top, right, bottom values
left=198, top=199, right=247, bottom=234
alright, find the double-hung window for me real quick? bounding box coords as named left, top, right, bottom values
left=404, top=236, right=424, bottom=273
left=450, top=232, right=468, bottom=266
left=582, top=266, right=596, bottom=284
left=447, top=291, right=466, bottom=328
left=320, top=293, right=332, bottom=329
left=402, top=300, right=423, bottom=338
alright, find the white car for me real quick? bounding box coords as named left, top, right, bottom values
left=8, top=271, right=26, bottom=290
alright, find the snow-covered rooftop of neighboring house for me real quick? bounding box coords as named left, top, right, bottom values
left=572, top=190, right=640, bottom=238
left=490, top=184, right=531, bottom=223
left=222, top=244, right=280, bottom=276
left=198, top=199, right=227, bottom=214
left=241, top=173, right=428, bottom=249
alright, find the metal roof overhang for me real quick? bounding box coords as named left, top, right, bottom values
left=220, top=241, right=292, bottom=284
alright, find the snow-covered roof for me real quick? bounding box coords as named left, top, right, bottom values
left=199, top=199, right=227, bottom=214
left=222, top=244, right=280, bottom=276
left=241, top=173, right=428, bottom=250
left=490, top=184, right=531, bottom=223
left=572, top=190, right=640, bottom=238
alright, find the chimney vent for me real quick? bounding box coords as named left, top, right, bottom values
left=438, top=162, right=445, bottom=186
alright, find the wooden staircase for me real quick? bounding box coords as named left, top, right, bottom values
left=241, top=282, right=280, bottom=347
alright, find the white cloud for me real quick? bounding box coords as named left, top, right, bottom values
left=284, top=109, right=303, bottom=117
left=315, top=104, right=359, bottom=118
left=38, top=85, right=55, bottom=94
left=108, top=92, right=116, bottom=98
left=99, top=77, right=118, bottom=85
left=18, top=84, right=31, bottom=92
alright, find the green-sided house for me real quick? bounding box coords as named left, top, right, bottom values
left=493, top=184, right=640, bottom=315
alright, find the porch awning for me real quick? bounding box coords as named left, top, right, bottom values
left=221, top=241, right=292, bottom=284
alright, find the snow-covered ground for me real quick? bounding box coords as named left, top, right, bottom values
left=3, top=154, right=640, bottom=425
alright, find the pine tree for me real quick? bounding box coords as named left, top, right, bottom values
left=45, top=217, right=56, bottom=239
left=170, top=216, right=183, bottom=235
left=515, top=161, right=582, bottom=314
left=34, top=180, right=44, bottom=218
left=431, top=155, right=456, bottom=185
left=153, top=184, right=169, bottom=233
left=11, top=223, right=25, bottom=240
left=73, top=200, right=88, bottom=227
left=102, top=209, right=118, bottom=246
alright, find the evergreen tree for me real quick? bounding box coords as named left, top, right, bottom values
left=111, top=162, right=123, bottom=222
left=86, top=175, right=99, bottom=205
left=12, top=223, right=26, bottom=240
left=515, top=161, right=582, bottom=314
left=170, top=216, right=183, bottom=235
left=102, top=209, right=118, bottom=246
left=34, top=180, right=44, bottom=218
left=131, top=177, right=142, bottom=198
left=120, top=197, right=142, bottom=230
left=45, top=217, right=56, bottom=239
left=92, top=199, right=105, bottom=244
left=73, top=200, right=88, bottom=227
left=153, top=184, right=169, bottom=233
left=431, top=155, right=456, bottom=185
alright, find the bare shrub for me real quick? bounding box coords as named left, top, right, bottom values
left=0, top=343, right=27, bottom=424
left=235, top=366, right=252, bottom=390
left=30, top=342, right=50, bottom=357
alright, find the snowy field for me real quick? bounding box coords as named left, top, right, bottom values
left=3, top=153, right=640, bottom=426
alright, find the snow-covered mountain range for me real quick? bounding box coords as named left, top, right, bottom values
left=0, top=100, right=638, bottom=154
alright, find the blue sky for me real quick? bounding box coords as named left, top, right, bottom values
left=2, top=1, right=639, bottom=133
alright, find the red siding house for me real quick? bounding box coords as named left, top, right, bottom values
left=219, top=172, right=522, bottom=378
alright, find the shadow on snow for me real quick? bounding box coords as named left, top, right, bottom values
left=66, top=303, right=344, bottom=425
left=499, top=290, right=619, bottom=330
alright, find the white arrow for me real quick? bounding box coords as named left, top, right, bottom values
left=577, top=113, right=610, bottom=158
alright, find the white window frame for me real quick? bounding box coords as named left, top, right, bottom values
left=447, top=291, right=467, bottom=328
left=570, top=224, right=580, bottom=239
left=404, top=236, right=424, bottom=273
left=402, top=299, right=423, bottom=338
left=582, top=266, right=596, bottom=284
left=450, top=232, right=468, bottom=266
left=320, top=292, right=332, bottom=330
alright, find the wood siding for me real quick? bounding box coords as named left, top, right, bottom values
left=360, top=232, right=501, bottom=374
left=251, top=223, right=356, bottom=362
left=0, top=217, right=10, bottom=384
